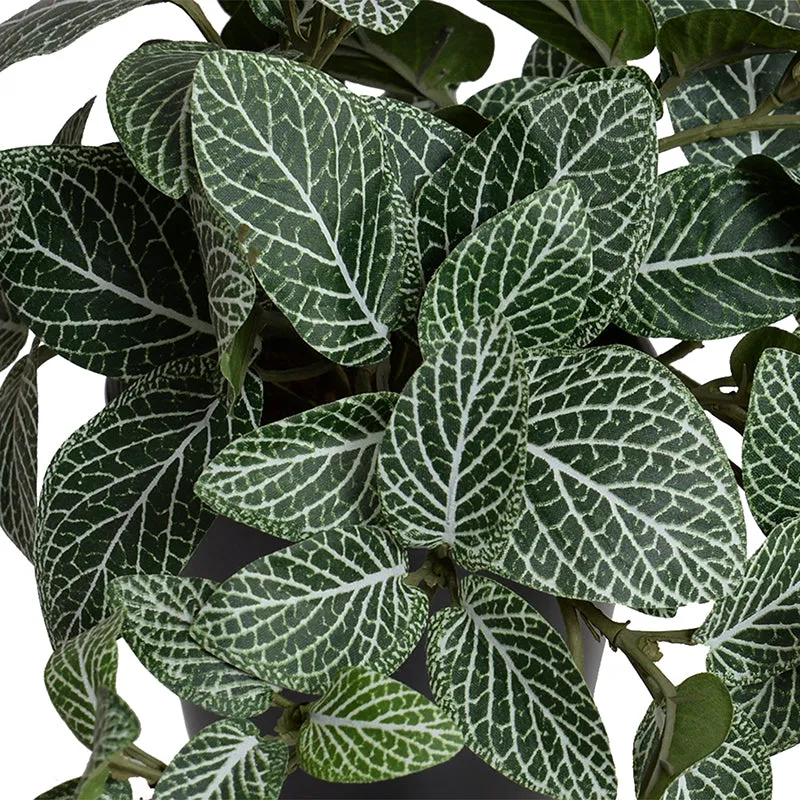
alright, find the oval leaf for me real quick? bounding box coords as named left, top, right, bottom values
left=523, top=38, right=582, bottom=79
left=320, top=0, right=420, bottom=34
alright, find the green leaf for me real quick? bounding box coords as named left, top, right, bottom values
left=633, top=674, right=737, bottom=799
left=738, top=153, right=800, bottom=189
left=44, top=613, right=123, bottom=748
left=733, top=665, right=800, bottom=756
left=54, top=97, right=96, bottom=146
left=108, top=575, right=274, bottom=718
left=196, top=393, right=397, bottom=541
left=523, top=37, right=582, bottom=78
left=418, top=183, right=593, bottom=357
left=108, top=41, right=217, bottom=199
left=192, top=51, right=413, bottom=366
left=0, top=343, right=43, bottom=560
left=696, top=516, right=800, bottom=685
left=35, top=357, right=261, bottom=645
left=299, top=665, right=463, bottom=782
left=730, top=326, right=800, bottom=391
left=432, top=104, right=490, bottom=136
left=378, top=319, right=527, bottom=570
left=650, top=0, right=800, bottom=28
left=0, top=144, right=214, bottom=377
left=0, top=0, right=152, bottom=74
left=493, top=346, right=746, bottom=608
left=0, top=289, right=27, bottom=373
left=152, top=719, right=287, bottom=800
left=188, top=183, right=256, bottom=395
left=743, top=348, right=800, bottom=532
left=617, top=166, right=800, bottom=339
left=368, top=96, right=467, bottom=201
left=666, top=53, right=800, bottom=167
left=221, top=1, right=280, bottom=49
left=320, top=0, right=420, bottom=34
left=190, top=527, right=428, bottom=693
left=415, top=78, right=657, bottom=344
left=428, top=575, right=616, bottom=799
left=36, top=779, right=132, bottom=800
left=483, top=0, right=655, bottom=65
left=78, top=689, right=140, bottom=800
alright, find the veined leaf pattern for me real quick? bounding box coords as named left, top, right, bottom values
left=427, top=575, right=616, bottom=800
left=54, top=97, right=96, bottom=146
left=192, top=51, right=412, bottom=366
left=0, top=290, right=27, bottom=374
left=418, top=183, right=593, bottom=357
left=378, top=319, right=527, bottom=570
left=196, top=393, right=397, bottom=541
left=44, top=613, right=123, bottom=748
left=108, top=41, right=217, bottom=198
left=35, top=358, right=262, bottom=645
left=697, top=516, right=800, bottom=684
left=0, top=0, right=151, bottom=73
left=743, top=347, right=800, bottom=533
left=415, top=78, right=657, bottom=344
left=35, top=779, right=131, bottom=800
left=190, top=527, right=428, bottom=693
left=108, top=575, right=274, bottom=718
left=495, top=346, right=745, bottom=608
left=650, top=0, right=800, bottom=27
left=319, top=0, right=420, bottom=33
left=368, top=96, right=467, bottom=201
left=618, top=166, right=800, bottom=339
left=152, top=719, right=287, bottom=800
left=0, top=145, right=214, bottom=377
left=523, top=38, right=582, bottom=78
left=299, top=665, right=463, bottom=782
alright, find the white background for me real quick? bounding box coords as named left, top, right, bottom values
left=0, top=1, right=795, bottom=798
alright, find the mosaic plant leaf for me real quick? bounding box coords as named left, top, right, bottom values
left=415, top=78, right=657, bottom=344
left=152, top=719, right=287, bottom=800
left=0, top=0, right=152, bottom=74
left=108, top=41, right=217, bottom=198
left=378, top=318, right=527, bottom=570
left=35, top=358, right=261, bottom=645
left=367, top=97, right=467, bottom=201
left=427, top=575, right=616, bottom=800
left=192, top=51, right=413, bottom=366
left=108, top=575, right=274, bottom=718
left=650, top=0, right=800, bottom=28
left=0, top=144, right=214, bottom=377
left=697, top=516, right=800, bottom=685
left=618, top=166, right=800, bottom=339
left=0, top=291, right=26, bottom=372
left=418, top=183, right=593, bottom=357
left=494, top=346, right=746, bottom=608
left=523, top=38, right=582, bottom=78
left=190, top=527, right=428, bottom=693
left=196, top=393, right=397, bottom=541
left=44, top=613, right=123, bottom=748
left=35, top=779, right=131, bottom=800
left=299, top=665, right=463, bottom=782
left=743, top=347, right=800, bottom=533
left=319, top=0, right=420, bottom=33
left=53, top=97, right=95, bottom=146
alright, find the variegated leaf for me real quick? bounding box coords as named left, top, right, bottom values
left=54, top=97, right=96, bottom=146
left=523, top=38, right=582, bottom=78
left=35, top=779, right=131, bottom=800
left=108, top=41, right=216, bottom=198
left=650, top=0, right=800, bottom=28
left=196, top=393, right=397, bottom=541
left=743, top=347, right=800, bottom=533
left=188, top=183, right=256, bottom=394
left=494, top=346, right=745, bottom=608
left=44, top=613, right=123, bottom=748
left=0, top=145, right=214, bottom=377
left=35, top=357, right=262, bottom=645
left=108, top=575, right=274, bottom=718
left=427, top=575, right=616, bottom=800
left=0, top=0, right=152, bottom=73
left=418, top=183, right=593, bottom=357
left=319, top=0, right=420, bottom=33
left=192, top=51, right=413, bottom=366
left=0, top=175, right=26, bottom=371
left=152, top=719, right=287, bottom=800
left=299, top=665, right=463, bottom=782
left=697, top=516, right=800, bottom=685
left=618, top=166, right=800, bottom=339
left=415, top=78, right=657, bottom=344
left=378, top=319, right=527, bottom=570
left=368, top=96, right=467, bottom=201
left=733, top=665, right=800, bottom=756
left=190, top=527, right=427, bottom=693
left=0, top=289, right=27, bottom=374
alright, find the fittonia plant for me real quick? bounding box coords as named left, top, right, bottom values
left=2, top=0, right=800, bottom=798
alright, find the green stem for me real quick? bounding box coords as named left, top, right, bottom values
left=312, top=18, right=354, bottom=69
left=109, top=748, right=166, bottom=786
left=626, top=628, right=696, bottom=645
left=538, top=0, right=618, bottom=66
left=557, top=598, right=586, bottom=676
left=659, top=113, right=800, bottom=152
left=657, top=340, right=703, bottom=365
left=169, top=0, right=225, bottom=46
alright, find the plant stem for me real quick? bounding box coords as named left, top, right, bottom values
left=538, top=0, right=618, bottom=66
left=169, top=0, right=225, bottom=46
left=667, top=365, right=747, bottom=435
left=659, top=113, right=800, bottom=152
left=557, top=598, right=586, bottom=676
left=109, top=746, right=166, bottom=786
left=313, top=18, right=354, bottom=69
left=626, top=627, right=697, bottom=645
left=658, top=340, right=703, bottom=365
